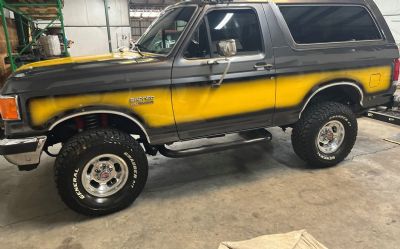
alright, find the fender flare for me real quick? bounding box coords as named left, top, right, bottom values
left=299, top=82, right=365, bottom=118
left=48, top=110, right=151, bottom=143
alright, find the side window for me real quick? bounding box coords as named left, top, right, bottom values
left=139, top=7, right=196, bottom=54
left=207, top=9, right=263, bottom=56
left=279, top=5, right=382, bottom=44
left=184, top=20, right=211, bottom=59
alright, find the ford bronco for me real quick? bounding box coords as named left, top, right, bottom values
left=0, top=0, right=399, bottom=215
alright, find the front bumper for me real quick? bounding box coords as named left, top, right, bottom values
left=0, top=136, right=47, bottom=167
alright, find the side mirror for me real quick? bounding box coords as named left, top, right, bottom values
left=206, top=39, right=236, bottom=88
left=217, top=39, right=237, bottom=57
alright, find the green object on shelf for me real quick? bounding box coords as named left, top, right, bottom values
left=0, top=0, right=69, bottom=72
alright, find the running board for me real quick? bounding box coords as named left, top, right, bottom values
left=158, top=129, right=272, bottom=158
left=366, top=110, right=400, bottom=126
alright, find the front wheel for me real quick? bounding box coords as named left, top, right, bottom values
left=291, top=102, right=358, bottom=168
left=54, top=129, right=148, bottom=216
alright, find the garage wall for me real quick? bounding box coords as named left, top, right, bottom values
left=47, top=0, right=400, bottom=56
left=374, top=0, right=400, bottom=45
left=131, top=17, right=156, bottom=42
left=63, top=0, right=131, bottom=56
left=0, top=17, right=18, bottom=86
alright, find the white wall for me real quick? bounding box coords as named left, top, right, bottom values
left=61, top=0, right=399, bottom=56
left=374, top=0, right=400, bottom=45
left=63, top=0, right=131, bottom=56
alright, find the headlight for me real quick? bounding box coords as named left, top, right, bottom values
left=0, top=95, right=20, bottom=121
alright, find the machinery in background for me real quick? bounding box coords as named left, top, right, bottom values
left=38, top=35, right=61, bottom=57
left=0, top=0, right=69, bottom=72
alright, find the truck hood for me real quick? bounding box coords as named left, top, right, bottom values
left=1, top=51, right=170, bottom=96
left=16, top=52, right=147, bottom=71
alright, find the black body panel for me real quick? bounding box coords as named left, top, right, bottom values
left=0, top=0, right=398, bottom=146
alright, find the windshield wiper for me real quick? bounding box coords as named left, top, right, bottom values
left=135, top=43, right=163, bottom=56
left=133, top=43, right=145, bottom=57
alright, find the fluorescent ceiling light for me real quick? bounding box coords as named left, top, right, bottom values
left=214, top=13, right=233, bottom=30
left=149, top=12, right=159, bottom=18
left=131, top=12, right=141, bottom=18
left=130, top=9, right=161, bottom=18
left=142, top=12, right=151, bottom=18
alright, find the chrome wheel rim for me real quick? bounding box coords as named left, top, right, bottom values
left=81, top=154, right=129, bottom=197
left=316, top=120, right=346, bottom=154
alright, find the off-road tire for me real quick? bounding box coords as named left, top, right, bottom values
left=291, top=102, right=358, bottom=168
left=54, top=129, right=148, bottom=216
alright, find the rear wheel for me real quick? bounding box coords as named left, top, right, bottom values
left=54, top=129, right=148, bottom=216
left=291, top=102, right=358, bottom=168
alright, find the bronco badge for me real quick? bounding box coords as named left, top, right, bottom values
left=129, top=96, right=155, bottom=106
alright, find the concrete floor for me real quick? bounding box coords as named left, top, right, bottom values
left=0, top=118, right=399, bottom=249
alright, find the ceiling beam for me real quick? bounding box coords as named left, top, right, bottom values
left=129, top=0, right=174, bottom=9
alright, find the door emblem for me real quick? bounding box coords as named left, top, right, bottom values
left=129, top=96, right=155, bottom=106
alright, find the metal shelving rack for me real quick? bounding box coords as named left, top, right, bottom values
left=0, top=0, right=68, bottom=72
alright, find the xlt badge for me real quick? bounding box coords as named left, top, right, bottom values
left=129, top=96, right=155, bottom=106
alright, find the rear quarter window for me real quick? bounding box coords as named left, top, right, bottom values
left=278, top=5, right=382, bottom=44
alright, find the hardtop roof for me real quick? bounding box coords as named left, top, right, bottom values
left=175, top=0, right=370, bottom=6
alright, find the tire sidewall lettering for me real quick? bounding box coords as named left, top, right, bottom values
left=329, top=115, right=351, bottom=127
left=317, top=151, right=336, bottom=161
left=72, top=168, right=85, bottom=199
left=124, top=152, right=138, bottom=189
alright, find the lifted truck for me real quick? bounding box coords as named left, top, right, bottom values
left=0, top=0, right=399, bottom=215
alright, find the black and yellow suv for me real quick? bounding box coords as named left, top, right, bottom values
left=1, top=0, right=399, bottom=215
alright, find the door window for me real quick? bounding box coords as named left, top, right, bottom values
left=184, top=20, right=211, bottom=59
left=208, top=9, right=263, bottom=56
left=184, top=8, right=263, bottom=59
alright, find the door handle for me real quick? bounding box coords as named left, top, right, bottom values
left=254, top=63, right=274, bottom=71
left=206, top=58, right=232, bottom=88
left=207, top=58, right=229, bottom=65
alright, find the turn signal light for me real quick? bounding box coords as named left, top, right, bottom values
left=394, top=58, right=400, bottom=82
left=0, top=96, right=20, bottom=120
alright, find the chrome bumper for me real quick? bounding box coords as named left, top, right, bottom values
left=0, top=136, right=47, bottom=166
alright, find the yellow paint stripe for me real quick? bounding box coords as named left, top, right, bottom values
left=28, top=66, right=392, bottom=128
left=172, top=78, right=276, bottom=123
left=276, top=66, right=392, bottom=108
left=29, top=88, right=175, bottom=127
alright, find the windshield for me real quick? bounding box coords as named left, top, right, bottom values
left=136, top=6, right=196, bottom=55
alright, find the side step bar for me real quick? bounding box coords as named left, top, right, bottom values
left=158, top=129, right=272, bottom=158
left=366, top=110, right=400, bottom=126
left=364, top=94, right=400, bottom=126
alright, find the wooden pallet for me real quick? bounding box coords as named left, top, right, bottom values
left=5, top=0, right=63, bottom=20
left=6, top=0, right=59, bottom=4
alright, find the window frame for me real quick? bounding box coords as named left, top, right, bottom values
left=182, top=6, right=266, bottom=61
left=183, top=18, right=213, bottom=60
left=135, top=5, right=200, bottom=57
left=273, top=3, right=386, bottom=49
